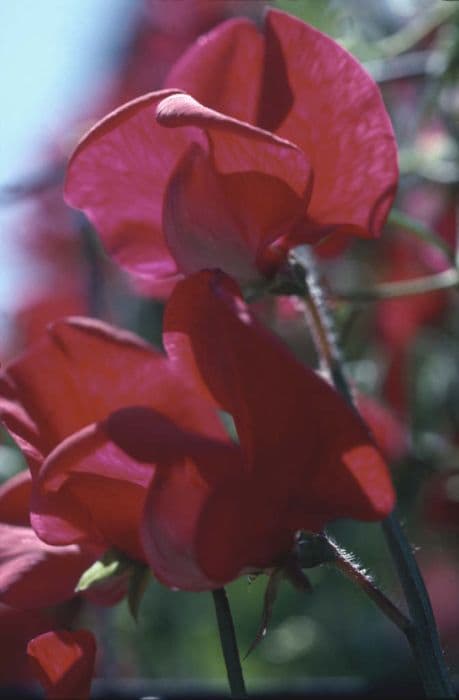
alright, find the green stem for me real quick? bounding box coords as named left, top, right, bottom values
left=212, top=588, right=248, bottom=698
left=454, top=203, right=459, bottom=270
left=388, top=209, right=455, bottom=263
left=334, top=268, right=459, bottom=302
left=289, top=246, right=455, bottom=698
left=382, top=514, right=455, bottom=696
left=371, top=3, right=458, bottom=59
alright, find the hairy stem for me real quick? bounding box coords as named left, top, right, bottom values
left=212, top=588, right=248, bottom=698
left=289, top=246, right=455, bottom=698
left=334, top=547, right=410, bottom=631
left=298, top=532, right=411, bottom=634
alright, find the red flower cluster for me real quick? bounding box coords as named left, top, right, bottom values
left=1, top=271, right=395, bottom=593
left=0, top=8, right=398, bottom=696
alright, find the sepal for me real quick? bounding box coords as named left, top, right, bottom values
left=75, top=548, right=134, bottom=594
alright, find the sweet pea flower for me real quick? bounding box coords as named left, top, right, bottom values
left=10, top=271, right=396, bottom=591
left=0, top=472, right=96, bottom=690
left=27, top=629, right=96, bottom=700
left=0, top=604, right=62, bottom=685
left=139, top=270, right=396, bottom=586
left=0, top=317, right=227, bottom=565
left=64, top=9, right=398, bottom=296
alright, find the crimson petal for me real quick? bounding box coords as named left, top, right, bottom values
left=165, top=9, right=398, bottom=240
left=156, top=92, right=311, bottom=199
left=0, top=523, right=93, bottom=609
left=0, top=470, right=32, bottom=526
left=165, top=18, right=264, bottom=123
left=31, top=424, right=151, bottom=562
left=263, top=9, right=398, bottom=238
left=64, top=91, right=205, bottom=295
left=104, top=406, right=244, bottom=591
left=27, top=629, right=96, bottom=700
left=0, top=317, right=225, bottom=472
left=164, top=271, right=395, bottom=526
left=158, top=93, right=311, bottom=280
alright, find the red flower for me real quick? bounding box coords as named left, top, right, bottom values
left=0, top=473, right=96, bottom=688
left=0, top=604, right=60, bottom=685
left=139, top=271, right=395, bottom=586
left=15, top=271, right=396, bottom=591
left=27, top=629, right=96, bottom=700
left=0, top=470, right=125, bottom=610
left=0, top=317, right=226, bottom=564
left=64, top=9, right=398, bottom=296
left=0, top=269, right=395, bottom=591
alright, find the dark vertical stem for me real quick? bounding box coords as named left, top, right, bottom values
left=291, top=246, right=455, bottom=698
left=212, top=588, right=248, bottom=698
left=382, top=514, right=455, bottom=696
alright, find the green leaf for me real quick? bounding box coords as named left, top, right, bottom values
left=244, top=568, right=284, bottom=659
left=127, top=566, right=151, bottom=622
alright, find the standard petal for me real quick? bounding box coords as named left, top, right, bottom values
left=164, top=271, right=395, bottom=524
left=260, top=9, right=398, bottom=238
left=64, top=90, right=206, bottom=295
left=27, top=629, right=96, bottom=700
left=165, top=18, right=264, bottom=123
left=0, top=317, right=225, bottom=470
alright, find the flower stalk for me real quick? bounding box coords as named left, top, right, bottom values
left=330, top=209, right=459, bottom=302
left=334, top=268, right=459, bottom=302
left=289, top=246, right=456, bottom=699
left=298, top=532, right=411, bottom=635
left=212, top=588, right=248, bottom=699
left=387, top=209, right=454, bottom=263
